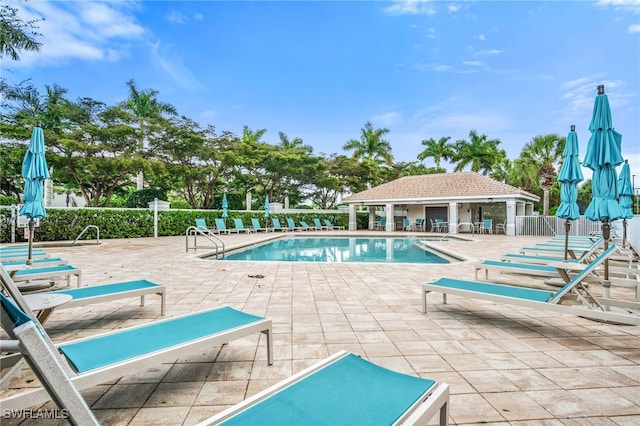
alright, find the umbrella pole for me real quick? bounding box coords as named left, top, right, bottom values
left=623, top=219, right=627, bottom=248
left=27, top=218, right=35, bottom=266
left=602, top=220, right=611, bottom=301
left=563, top=220, right=571, bottom=261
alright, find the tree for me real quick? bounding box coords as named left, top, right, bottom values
left=417, top=136, right=452, bottom=170
left=519, top=133, right=565, bottom=216
left=343, top=121, right=393, bottom=187
left=450, top=130, right=505, bottom=175
left=121, top=79, right=177, bottom=190
left=0, top=3, right=42, bottom=61
left=307, top=154, right=368, bottom=208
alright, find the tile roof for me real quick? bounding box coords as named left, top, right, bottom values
left=343, top=172, right=539, bottom=202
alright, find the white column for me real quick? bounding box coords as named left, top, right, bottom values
left=385, top=203, right=394, bottom=232
left=348, top=204, right=357, bottom=231
left=368, top=208, right=376, bottom=230
left=448, top=202, right=458, bottom=234
left=506, top=200, right=516, bottom=235
left=246, top=191, right=252, bottom=211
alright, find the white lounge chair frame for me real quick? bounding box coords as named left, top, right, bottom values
left=423, top=245, right=640, bottom=326
left=11, top=264, right=82, bottom=287
left=0, top=292, right=273, bottom=411
left=197, top=350, right=449, bottom=426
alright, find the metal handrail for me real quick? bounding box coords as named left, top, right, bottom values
left=439, top=222, right=475, bottom=240
left=185, top=226, right=225, bottom=259
left=72, top=225, right=100, bottom=245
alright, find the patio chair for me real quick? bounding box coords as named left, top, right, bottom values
left=286, top=218, right=303, bottom=231
left=299, top=221, right=316, bottom=231
left=196, top=350, right=450, bottom=426
left=271, top=218, right=290, bottom=232
left=403, top=218, right=412, bottom=231
left=313, top=218, right=330, bottom=230
left=11, top=264, right=82, bottom=288
left=422, top=244, right=640, bottom=325
left=0, top=290, right=273, bottom=411
left=195, top=218, right=217, bottom=235
left=495, top=220, right=506, bottom=234
left=323, top=219, right=344, bottom=230
left=479, top=219, right=493, bottom=234
left=415, top=218, right=425, bottom=231
left=214, top=218, right=232, bottom=234
left=233, top=218, right=255, bottom=234
left=251, top=218, right=272, bottom=232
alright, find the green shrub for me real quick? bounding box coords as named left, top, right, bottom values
left=0, top=195, right=19, bottom=206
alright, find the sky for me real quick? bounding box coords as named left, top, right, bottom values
left=5, top=0, right=640, bottom=184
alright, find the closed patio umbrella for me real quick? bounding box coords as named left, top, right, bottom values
left=221, top=193, right=229, bottom=218
left=19, top=124, right=50, bottom=265
left=617, top=159, right=634, bottom=247
left=264, top=196, right=270, bottom=218
left=583, top=85, right=624, bottom=298
left=556, top=125, right=584, bottom=261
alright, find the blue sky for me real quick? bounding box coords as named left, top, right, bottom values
left=7, top=0, right=640, bottom=182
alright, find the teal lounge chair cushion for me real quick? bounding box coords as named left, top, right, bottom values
left=221, top=353, right=436, bottom=425
left=430, top=278, right=554, bottom=302
left=51, top=280, right=160, bottom=300
left=59, top=307, right=263, bottom=373
left=13, top=265, right=77, bottom=277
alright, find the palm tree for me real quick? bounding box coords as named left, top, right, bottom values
left=451, top=130, right=505, bottom=175
left=417, top=136, right=452, bottom=170
left=343, top=121, right=393, bottom=187
left=121, top=80, right=177, bottom=190
left=520, top=133, right=565, bottom=216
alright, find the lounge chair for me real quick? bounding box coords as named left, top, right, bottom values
left=474, top=258, right=589, bottom=282
left=233, top=218, right=255, bottom=234
left=286, top=218, right=303, bottom=231
left=251, top=218, right=272, bottom=232
left=2, top=257, right=68, bottom=271
left=195, top=218, right=218, bottom=235
left=299, top=221, right=316, bottom=231
left=0, top=250, right=50, bottom=262
left=323, top=219, right=344, bottom=230
left=197, top=350, right=449, bottom=426
left=422, top=244, right=640, bottom=325
left=214, top=218, right=232, bottom=234
left=271, top=218, right=290, bottom=232
left=1, top=264, right=165, bottom=321
left=0, top=291, right=273, bottom=411
left=11, top=264, right=82, bottom=288
left=313, top=218, right=330, bottom=230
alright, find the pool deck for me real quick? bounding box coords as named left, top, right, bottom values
left=2, top=231, right=639, bottom=425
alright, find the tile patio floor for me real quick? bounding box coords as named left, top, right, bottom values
left=1, top=231, right=639, bottom=425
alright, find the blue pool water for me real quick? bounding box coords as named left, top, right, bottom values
left=224, top=237, right=451, bottom=264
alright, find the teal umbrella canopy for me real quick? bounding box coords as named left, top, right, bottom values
left=556, top=127, right=584, bottom=221
left=583, top=86, right=624, bottom=222
left=18, top=126, right=50, bottom=219
left=264, top=196, right=270, bottom=218
left=221, top=193, right=229, bottom=218
left=617, top=160, right=633, bottom=220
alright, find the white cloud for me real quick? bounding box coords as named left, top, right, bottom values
left=426, top=28, right=436, bottom=38
left=13, top=1, right=144, bottom=67
left=149, top=41, right=203, bottom=91
left=448, top=4, right=460, bottom=13
left=166, top=11, right=189, bottom=24
left=474, top=49, right=504, bottom=56
left=383, top=1, right=436, bottom=16
left=476, top=34, right=486, bottom=41
left=372, top=112, right=402, bottom=127
left=629, top=23, right=640, bottom=32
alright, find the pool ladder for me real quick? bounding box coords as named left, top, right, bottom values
left=185, top=226, right=225, bottom=259
left=72, top=225, right=100, bottom=245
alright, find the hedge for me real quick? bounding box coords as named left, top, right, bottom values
left=0, top=208, right=358, bottom=243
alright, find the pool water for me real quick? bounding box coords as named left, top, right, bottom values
left=224, top=237, right=451, bottom=264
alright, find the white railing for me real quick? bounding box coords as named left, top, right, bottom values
left=515, top=215, right=611, bottom=236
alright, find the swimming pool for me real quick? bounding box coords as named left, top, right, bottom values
left=223, top=237, right=451, bottom=264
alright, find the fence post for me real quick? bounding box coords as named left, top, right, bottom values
left=153, top=198, right=158, bottom=239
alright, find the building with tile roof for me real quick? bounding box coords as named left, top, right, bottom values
left=343, top=172, right=540, bottom=235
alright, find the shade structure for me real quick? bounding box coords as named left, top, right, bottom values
left=264, top=196, right=270, bottom=218
left=18, top=126, right=50, bottom=265
left=221, top=193, right=229, bottom=218
left=617, top=159, right=634, bottom=246
left=582, top=85, right=624, bottom=297
left=556, top=125, right=584, bottom=260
